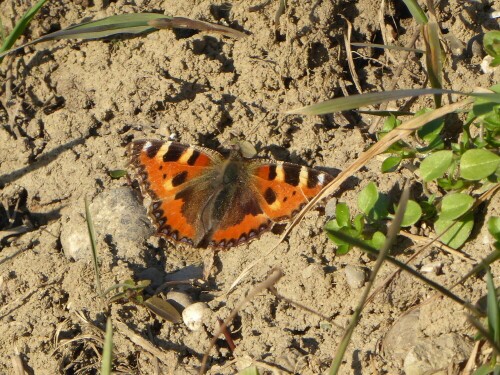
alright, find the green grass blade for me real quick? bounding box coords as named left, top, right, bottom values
left=0, top=13, right=245, bottom=59
left=486, top=269, right=500, bottom=348
left=288, top=89, right=500, bottom=116
left=85, top=197, right=102, bottom=297
left=29, top=13, right=167, bottom=41
left=101, top=317, right=113, bottom=375
left=287, top=88, right=454, bottom=115
left=401, top=0, right=428, bottom=24
left=0, top=0, right=49, bottom=62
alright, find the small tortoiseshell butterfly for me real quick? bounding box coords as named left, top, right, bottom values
left=129, top=140, right=333, bottom=249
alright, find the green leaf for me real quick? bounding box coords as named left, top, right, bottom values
left=416, top=108, right=445, bottom=143
left=371, top=194, right=390, bottom=221
left=287, top=89, right=456, bottom=115
left=382, top=156, right=402, bottom=173
left=368, top=231, right=386, bottom=250
left=0, top=14, right=245, bottom=59
left=39, top=13, right=166, bottom=40
left=400, top=200, right=422, bottom=227
left=326, top=227, right=359, bottom=246
left=325, top=219, right=340, bottom=233
left=488, top=217, right=500, bottom=241
left=473, top=363, right=498, bottom=375
left=484, top=31, right=500, bottom=60
left=439, top=193, right=474, bottom=221
left=381, top=115, right=401, bottom=133
left=435, top=212, right=474, bottom=249
left=419, top=150, right=453, bottom=181
left=420, top=201, right=437, bottom=220
left=358, top=182, right=378, bottom=216
left=336, top=244, right=351, bottom=255
left=353, top=214, right=364, bottom=233
left=335, top=203, right=350, bottom=227
left=143, top=296, right=182, bottom=323
left=109, top=169, right=128, bottom=179
left=460, top=149, right=500, bottom=180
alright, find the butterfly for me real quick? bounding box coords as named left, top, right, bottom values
left=128, top=140, right=333, bottom=249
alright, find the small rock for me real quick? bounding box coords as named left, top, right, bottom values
left=344, top=265, right=366, bottom=289
left=325, top=198, right=337, bottom=218
left=420, top=262, right=443, bottom=275
left=182, top=302, right=210, bottom=331
left=302, top=263, right=324, bottom=280
left=60, top=187, right=155, bottom=261
left=382, top=309, right=420, bottom=364
left=403, top=333, right=472, bottom=375
left=481, top=55, right=497, bottom=74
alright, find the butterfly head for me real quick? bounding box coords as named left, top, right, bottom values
left=227, top=139, right=257, bottom=159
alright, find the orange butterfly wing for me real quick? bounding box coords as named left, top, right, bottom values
left=208, top=161, right=333, bottom=248
left=129, top=140, right=222, bottom=246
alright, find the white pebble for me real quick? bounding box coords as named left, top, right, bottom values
left=420, top=262, right=443, bottom=274
left=344, top=265, right=366, bottom=289
left=182, top=302, right=210, bottom=331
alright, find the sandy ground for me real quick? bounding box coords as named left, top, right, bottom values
left=0, top=0, right=499, bottom=374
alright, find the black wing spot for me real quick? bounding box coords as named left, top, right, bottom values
left=172, top=171, right=188, bottom=186
left=264, top=187, right=277, bottom=205
left=283, top=164, right=300, bottom=186
left=163, top=145, right=184, bottom=162
left=187, top=150, right=200, bottom=166
left=145, top=142, right=163, bottom=158
left=268, top=165, right=277, bottom=180
left=163, top=173, right=167, bottom=179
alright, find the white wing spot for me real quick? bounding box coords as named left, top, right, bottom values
left=143, top=141, right=152, bottom=151
left=318, top=173, right=326, bottom=185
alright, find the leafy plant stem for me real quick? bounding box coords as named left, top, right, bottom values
left=328, top=187, right=410, bottom=374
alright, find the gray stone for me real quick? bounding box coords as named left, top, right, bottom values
left=344, top=265, right=366, bottom=289
left=60, top=187, right=154, bottom=261
left=403, top=333, right=472, bottom=375
left=382, top=309, right=420, bottom=364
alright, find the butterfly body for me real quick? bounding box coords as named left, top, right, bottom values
left=129, top=140, right=332, bottom=248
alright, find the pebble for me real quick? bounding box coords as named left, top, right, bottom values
left=344, top=265, right=366, bottom=289
left=403, top=333, right=472, bottom=375
left=182, top=302, right=210, bottom=331
left=420, top=262, right=443, bottom=275
left=381, top=309, right=420, bottom=363
left=60, top=187, right=154, bottom=261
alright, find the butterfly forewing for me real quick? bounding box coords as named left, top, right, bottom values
left=252, top=162, right=333, bottom=221
left=129, top=140, right=223, bottom=245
